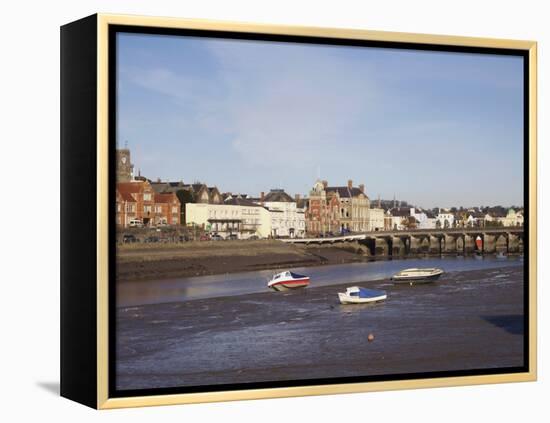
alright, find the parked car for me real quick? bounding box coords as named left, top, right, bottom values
left=199, top=234, right=210, bottom=241
left=228, top=234, right=238, bottom=240
left=128, top=219, right=143, bottom=228
left=179, top=235, right=189, bottom=242
left=211, top=234, right=223, bottom=241
left=249, top=235, right=259, bottom=240
left=145, top=236, right=160, bottom=243
left=122, top=234, right=138, bottom=243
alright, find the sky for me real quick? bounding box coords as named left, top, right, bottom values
left=117, top=32, right=524, bottom=209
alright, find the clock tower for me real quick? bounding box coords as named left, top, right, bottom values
left=116, top=148, right=134, bottom=182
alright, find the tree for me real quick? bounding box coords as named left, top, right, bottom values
left=176, top=189, right=195, bottom=225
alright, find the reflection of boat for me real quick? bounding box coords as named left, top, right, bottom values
left=496, top=251, right=507, bottom=259
left=268, top=271, right=310, bottom=291
left=391, top=268, right=444, bottom=284
left=338, top=286, right=387, bottom=304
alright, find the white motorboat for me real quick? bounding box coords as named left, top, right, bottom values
left=268, top=271, right=310, bottom=291
left=338, top=286, right=387, bottom=304
left=391, top=268, right=444, bottom=284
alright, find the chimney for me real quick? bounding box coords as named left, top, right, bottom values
left=322, top=180, right=328, bottom=189
left=348, top=179, right=353, bottom=189
left=359, top=184, right=365, bottom=193
left=157, top=177, right=161, bottom=183
left=260, top=191, right=265, bottom=204
left=295, top=194, right=301, bottom=202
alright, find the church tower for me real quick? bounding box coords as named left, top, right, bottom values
left=116, top=148, right=134, bottom=182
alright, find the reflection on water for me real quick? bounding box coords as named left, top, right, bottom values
left=117, top=256, right=523, bottom=307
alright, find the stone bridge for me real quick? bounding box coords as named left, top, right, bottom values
left=280, top=227, right=525, bottom=257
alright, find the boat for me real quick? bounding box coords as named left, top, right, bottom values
left=267, top=271, right=310, bottom=291
left=338, top=286, right=387, bottom=304
left=391, top=268, right=444, bottom=284
left=496, top=251, right=507, bottom=259
left=475, top=236, right=483, bottom=253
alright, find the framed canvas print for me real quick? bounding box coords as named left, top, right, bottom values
left=60, top=14, right=537, bottom=409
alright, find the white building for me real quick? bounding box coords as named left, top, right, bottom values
left=186, top=199, right=272, bottom=239
left=499, top=208, right=524, bottom=227
left=436, top=209, right=455, bottom=228
left=261, top=189, right=306, bottom=238
left=366, top=208, right=385, bottom=231
left=410, top=207, right=436, bottom=229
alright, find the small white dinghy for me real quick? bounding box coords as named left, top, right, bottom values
left=268, top=271, right=310, bottom=291
left=338, top=286, right=387, bottom=304
left=391, top=268, right=444, bottom=285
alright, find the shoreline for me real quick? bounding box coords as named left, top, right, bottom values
left=116, top=240, right=520, bottom=282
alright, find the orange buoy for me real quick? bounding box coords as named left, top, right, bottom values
left=368, top=333, right=375, bottom=342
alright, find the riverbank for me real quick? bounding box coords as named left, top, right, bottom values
left=116, top=239, right=517, bottom=282
left=116, top=265, right=525, bottom=390
left=116, top=240, right=366, bottom=282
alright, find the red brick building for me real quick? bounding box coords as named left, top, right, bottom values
left=116, top=180, right=180, bottom=227
left=306, top=180, right=341, bottom=235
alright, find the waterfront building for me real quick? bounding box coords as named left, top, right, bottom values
left=259, top=189, right=306, bottom=238
left=150, top=180, right=223, bottom=224
left=366, top=207, right=385, bottom=231
left=436, top=209, right=455, bottom=228
left=326, top=180, right=370, bottom=232
left=185, top=198, right=272, bottom=239
left=306, top=180, right=341, bottom=235
left=116, top=180, right=180, bottom=227
left=499, top=208, right=524, bottom=227
left=411, top=207, right=437, bottom=229
left=385, top=208, right=411, bottom=230
left=115, top=188, right=137, bottom=227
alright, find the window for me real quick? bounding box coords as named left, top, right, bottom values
left=143, top=193, right=152, bottom=201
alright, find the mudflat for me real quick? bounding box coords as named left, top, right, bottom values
left=116, top=240, right=366, bottom=282
left=116, top=266, right=524, bottom=391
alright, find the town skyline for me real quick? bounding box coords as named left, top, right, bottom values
left=117, top=32, right=524, bottom=209
left=128, top=164, right=524, bottom=212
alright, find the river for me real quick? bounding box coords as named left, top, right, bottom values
left=117, top=255, right=523, bottom=307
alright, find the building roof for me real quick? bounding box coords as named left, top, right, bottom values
left=117, top=181, right=146, bottom=195
left=150, top=181, right=191, bottom=194
left=192, top=183, right=206, bottom=193
left=263, top=189, right=294, bottom=203
left=154, top=192, right=177, bottom=204
left=224, top=197, right=261, bottom=207
left=388, top=207, right=411, bottom=217
left=326, top=186, right=367, bottom=199
left=117, top=189, right=136, bottom=202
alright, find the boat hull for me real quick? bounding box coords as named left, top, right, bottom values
left=338, top=293, right=387, bottom=304
left=269, top=278, right=310, bottom=291
left=391, top=270, right=443, bottom=284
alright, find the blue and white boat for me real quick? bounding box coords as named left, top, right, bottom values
left=338, top=286, right=387, bottom=304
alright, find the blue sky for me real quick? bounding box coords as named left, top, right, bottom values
left=117, top=33, right=524, bottom=209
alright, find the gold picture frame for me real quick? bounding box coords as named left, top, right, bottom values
left=60, top=13, right=537, bottom=409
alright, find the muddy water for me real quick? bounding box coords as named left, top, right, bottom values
left=116, top=264, right=525, bottom=391
left=117, top=255, right=523, bottom=307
